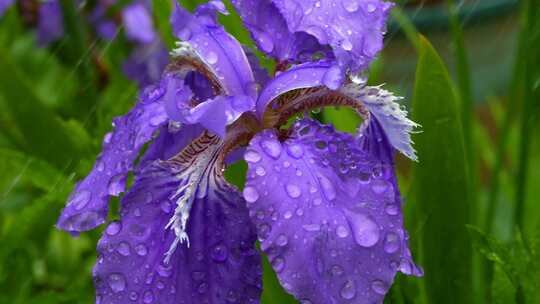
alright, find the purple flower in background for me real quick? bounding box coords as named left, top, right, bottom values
left=57, top=0, right=422, bottom=303
left=0, top=0, right=14, bottom=17
left=37, top=0, right=64, bottom=46
left=121, top=1, right=169, bottom=88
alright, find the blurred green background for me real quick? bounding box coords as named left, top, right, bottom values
left=0, top=0, right=539, bottom=303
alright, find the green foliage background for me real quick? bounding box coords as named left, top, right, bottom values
left=0, top=0, right=539, bottom=303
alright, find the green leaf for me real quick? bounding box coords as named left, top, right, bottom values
left=411, top=36, right=473, bottom=304
left=0, top=47, right=89, bottom=169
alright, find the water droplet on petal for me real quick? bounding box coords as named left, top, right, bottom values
left=243, top=187, right=259, bottom=203
left=244, top=150, right=261, bottom=163
left=385, top=204, right=399, bottom=215
left=340, top=280, right=356, bottom=299
left=346, top=212, right=380, bottom=247
left=255, top=166, right=266, bottom=176
left=129, top=291, right=139, bottom=301
left=69, top=190, right=91, bottom=211
left=285, top=183, right=302, bottom=198
left=342, top=39, right=353, bottom=51
left=330, top=265, right=344, bottom=276
left=135, top=244, right=148, bottom=256
left=276, top=234, right=288, bottom=246
left=252, top=29, right=274, bottom=53
left=206, top=52, right=218, bottom=64
left=117, top=241, right=131, bottom=256
left=302, top=224, right=321, bottom=232
left=287, top=143, right=304, bottom=159
left=108, top=174, right=125, bottom=196
left=283, top=211, right=293, bottom=219
left=143, top=290, right=154, bottom=303
left=106, top=221, right=122, bottom=236
left=343, top=0, right=359, bottom=12
left=211, top=244, right=228, bottom=262
left=313, top=197, right=322, bottom=206
left=272, top=257, right=285, bottom=272
left=157, top=263, right=173, bottom=277
left=371, top=280, right=389, bottom=295
left=261, top=139, right=282, bottom=159
left=371, top=179, right=390, bottom=194
left=317, top=174, right=336, bottom=201
left=336, top=225, right=349, bottom=238
left=384, top=232, right=400, bottom=253
left=107, top=273, right=126, bottom=293
left=323, top=65, right=343, bottom=90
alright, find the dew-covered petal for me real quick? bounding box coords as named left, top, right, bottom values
left=122, top=2, right=156, bottom=44
left=230, top=0, right=328, bottom=62
left=57, top=84, right=169, bottom=233
left=243, top=118, right=420, bottom=304
left=170, top=1, right=256, bottom=98
left=37, top=0, right=64, bottom=46
left=341, top=81, right=419, bottom=160
left=93, top=140, right=261, bottom=304
left=273, top=0, right=393, bottom=72
left=123, top=38, right=169, bottom=88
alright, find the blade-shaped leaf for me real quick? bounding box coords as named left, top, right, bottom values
left=0, top=47, right=88, bottom=169
left=411, top=36, right=473, bottom=304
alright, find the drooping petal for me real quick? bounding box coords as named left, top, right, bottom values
left=170, top=1, right=256, bottom=98
left=93, top=134, right=262, bottom=304
left=243, top=118, right=420, bottom=304
left=37, top=0, right=64, bottom=46
left=230, top=0, right=329, bottom=62
left=122, top=2, right=156, bottom=44
left=57, top=84, right=169, bottom=233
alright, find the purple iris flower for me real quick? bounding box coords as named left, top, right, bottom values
left=121, top=2, right=168, bottom=88
left=0, top=0, right=14, bottom=17
left=37, top=0, right=64, bottom=46
left=57, top=1, right=422, bottom=303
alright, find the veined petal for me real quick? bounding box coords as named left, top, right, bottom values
left=259, top=76, right=418, bottom=160
left=57, top=84, right=169, bottom=233
left=122, top=3, right=156, bottom=44
left=170, top=1, right=256, bottom=98
left=93, top=133, right=262, bottom=304
left=256, top=61, right=339, bottom=117
left=243, top=118, right=420, bottom=304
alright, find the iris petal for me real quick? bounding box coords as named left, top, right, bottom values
left=243, top=118, right=420, bottom=304
left=57, top=84, right=169, bottom=233
left=93, top=153, right=261, bottom=303
left=232, top=0, right=392, bottom=72
left=170, top=1, right=256, bottom=98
